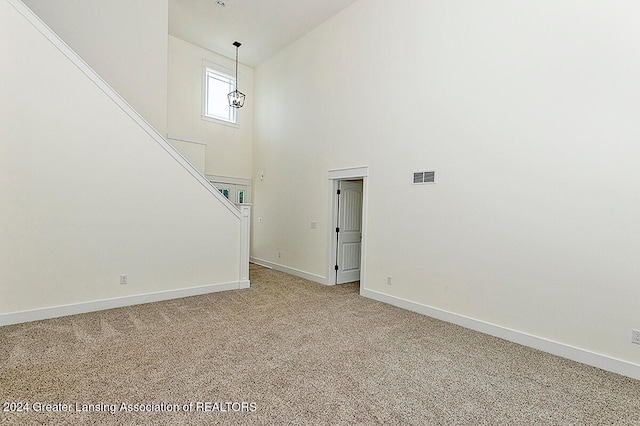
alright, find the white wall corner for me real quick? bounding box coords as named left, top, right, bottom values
left=250, top=257, right=327, bottom=285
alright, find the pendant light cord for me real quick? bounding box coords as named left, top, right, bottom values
left=228, top=41, right=244, bottom=108
left=233, top=42, right=241, bottom=91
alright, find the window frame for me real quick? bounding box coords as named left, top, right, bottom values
left=202, top=61, right=239, bottom=127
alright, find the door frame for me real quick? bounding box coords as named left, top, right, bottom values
left=327, top=166, right=369, bottom=287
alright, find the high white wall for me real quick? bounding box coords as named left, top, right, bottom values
left=0, top=0, right=241, bottom=318
left=166, top=137, right=207, bottom=174
left=168, top=35, right=254, bottom=179
left=252, top=0, right=640, bottom=370
left=22, top=0, right=168, bottom=135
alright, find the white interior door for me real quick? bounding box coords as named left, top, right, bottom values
left=336, top=180, right=363, bottom=284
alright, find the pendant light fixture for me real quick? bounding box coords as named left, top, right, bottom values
left=228, top=41, right=245, bottom=108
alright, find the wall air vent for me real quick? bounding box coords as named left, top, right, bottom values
left=413, top=171, right=435, bottom=184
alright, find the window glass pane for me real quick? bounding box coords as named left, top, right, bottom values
left=205, top=69, right=236, bottom=123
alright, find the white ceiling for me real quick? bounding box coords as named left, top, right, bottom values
left=168, top=0, right=357, bottom=67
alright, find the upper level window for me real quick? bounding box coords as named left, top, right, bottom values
left=203, top=66, right=237, bottom=124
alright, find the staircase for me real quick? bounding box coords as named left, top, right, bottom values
left=0, top=0, right=250, bottom=325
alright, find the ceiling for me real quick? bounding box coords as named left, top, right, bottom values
left=168, top=0, right=357, bottom=68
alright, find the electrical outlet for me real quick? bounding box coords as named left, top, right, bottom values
left=120, top=274, right=128, bottom=285
left=386, top=276, right=392, bottom=285
left=632, top=329, right=640, bottom=345
left=278, top=252, right=281, bottom=258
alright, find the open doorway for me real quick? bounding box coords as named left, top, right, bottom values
left=328, top=167, right=368, bottom=286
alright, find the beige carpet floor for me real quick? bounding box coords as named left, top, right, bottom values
left=2, top=265, right=640, bottom=425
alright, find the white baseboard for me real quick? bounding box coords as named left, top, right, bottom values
left=361, top=288, right=640, bottom=381
left=0, top=281, right=248, bottom=327
left=250, top=257, right=327, bottom=285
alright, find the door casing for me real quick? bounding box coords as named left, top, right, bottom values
left=327, top=166, right=368, bottom=287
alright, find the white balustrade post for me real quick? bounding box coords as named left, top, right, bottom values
left=239, top=205, right=251, bottom=288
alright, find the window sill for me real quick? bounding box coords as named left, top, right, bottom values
left=201, top=115, right=239, bottom=129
